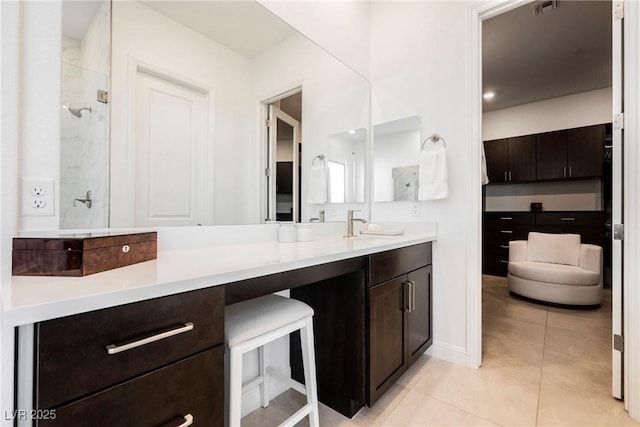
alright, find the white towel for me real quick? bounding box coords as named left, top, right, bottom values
left=418, top=146, right=448, bottom=200
left=307, top=162, right=328, bottom=204
left=481, top=142, right=489, bottom=185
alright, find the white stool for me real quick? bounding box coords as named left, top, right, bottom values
left=225, top=294, right=320, bottom=427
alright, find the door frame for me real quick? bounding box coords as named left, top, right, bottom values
left=260, top=87, right=302, bottom=223
left=468, top=0, right=640, bottom=419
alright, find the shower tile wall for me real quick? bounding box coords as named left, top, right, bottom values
left=60, top=1, right=110, bottom=229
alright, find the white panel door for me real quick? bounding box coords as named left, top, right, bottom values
left=611, top=1, right=624, bottom=400
left=135, top=71, right=207, bottom=227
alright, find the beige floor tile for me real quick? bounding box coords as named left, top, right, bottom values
left=350, top=385, right=409, bottom=427
left=380, top=389, right=498, bottom=426
left=545, top=324, right=610, bottom=362
left=547, top=310, right=611, bottom=339
left=483, top=313, right=547, bottom=347
left=411, top=361, right=539, bottom=426
left=541, top=348, right=611, bottom=398
left=537, top=382, right=640, bottom=426
left=396, top=355, right=432, bottom=388
left=481, top=334, right=543, bottom=382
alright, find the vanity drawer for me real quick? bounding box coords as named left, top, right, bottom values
left=535, top=211, right=605, bottom=227
left=36, top=285, right=224, bottom=409
left=38, top=346, right=224, bottom=427
left=369, top=243, right=432, bottom=285
left=483, top=212, right=535, bottom=226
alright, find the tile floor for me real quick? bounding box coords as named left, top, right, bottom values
left=242, top=275, right=639, bottom=426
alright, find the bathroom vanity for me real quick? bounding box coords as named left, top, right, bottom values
left=4, top=226, right=435, bottom=425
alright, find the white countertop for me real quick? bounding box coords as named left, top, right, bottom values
left=2, top=226, right=436, bottom=327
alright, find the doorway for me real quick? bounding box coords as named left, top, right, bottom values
left=479, top=0, right=618, bottom=399
left=264, top=91, right=302, bottom=222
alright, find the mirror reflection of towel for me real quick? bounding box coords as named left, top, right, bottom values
left=418, top=146, right=448, bottom=200
left=307, top=163, right=328, bottom=204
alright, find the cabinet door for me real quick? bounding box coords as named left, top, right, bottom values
left=536, top=130, right=567, bottom=180
left=483, top=139, right=509, bottom=183
left=369, top=276, right=407, bottom=404
left=567, top=125, right=604, bottom=178
left=407, top=266, right=432, bottom=365
left=508, top=135, right=536, bottom=182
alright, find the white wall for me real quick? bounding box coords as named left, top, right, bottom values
left=370, top=1, right=474, bottom=364
left=483, top=88, right=612, bottom=212
left=258, top=0, right=371, bottom=79
left=483, top=88, right=612, bottom=140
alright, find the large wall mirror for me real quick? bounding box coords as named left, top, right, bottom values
left=60, top=0, right=370, bottom=229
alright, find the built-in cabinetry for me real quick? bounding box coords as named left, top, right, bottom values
left=483, top=211, right=605, bottom=277
left=484, top=124, right=607, bottom=183
left=35, top=286, right=225, bottom=426
left=368, top=243, right=432, bottom=404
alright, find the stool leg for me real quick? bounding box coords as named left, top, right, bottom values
left=258, top=345, right=269, bottom=408
left=228, top=347, right=244, bottom=427
left=300, top=317, right=320, bottom=427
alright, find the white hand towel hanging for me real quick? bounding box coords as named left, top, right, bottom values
left=418, top=136, right=449, bottom=200
left=307, top=156, right=329, bottom=204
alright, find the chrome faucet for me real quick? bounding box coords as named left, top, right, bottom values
left=345, top=210, right=367, bottom=238
left=309, top=210, right=325, bottom=223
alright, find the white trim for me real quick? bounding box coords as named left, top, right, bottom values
left=425, top=341, right=467, bottom=366
left=624, top=0, right=640, bottom=419
left=467, top=0, right=530, bottom=370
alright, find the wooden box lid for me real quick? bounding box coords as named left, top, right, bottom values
left=12, top=231, right=157, bottom=277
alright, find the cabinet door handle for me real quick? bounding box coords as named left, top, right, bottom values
left=563, top=166, right=567, bottom=177
left=500, top=230, right=513, bottom=234
left=500, top=217, right=513, bottom=220
left=500, top=260, right=509, bottom=264
left=177, top=414, right=194, bottom=427
left=504, top=171, right=507, bottom=181
left=500, top=245, right=510, bottom=249
left=402, top=281, right=410, bottom=312
left=560, top=217, right=576, bottom=221
left=105, top=322, right=194, bottom=355
left=409, top=280, right=416, bottom=313
left=509, top=171, right=512, bottom=181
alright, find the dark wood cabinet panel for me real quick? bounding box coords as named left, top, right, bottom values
left=567, top=125, right=605, bottom=178
left=39, top=347, right=224, bottom=427
left=36, top=286, right=224, bottom=409
left=369, top=276, right=407, bottom=404
left=536, top=130, right=568, bottom=180
left=407, top=266, right=432, bottom=365
left=508, top=135, right=537, bottom=182
left=484, top=138, right=509, bottom=183
left=276, top=161, right=293, bottom=194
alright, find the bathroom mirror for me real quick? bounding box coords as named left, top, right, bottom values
left=327, top=128, right=366, bottom=203
left=58, top=0, right=369, bottom=228
left=60, top=0, right=111, bottom=228
left=373, top=116, right=422, bottom=202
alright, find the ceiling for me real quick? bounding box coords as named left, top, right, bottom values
left=140, top=1, right=297, bottom=58
left=482, top=1, right=612, bottom=112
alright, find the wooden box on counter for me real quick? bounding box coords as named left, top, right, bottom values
left=12, top=232, right=157, bottom=277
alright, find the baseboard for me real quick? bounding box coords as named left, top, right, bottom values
left=425, top=340, right=467, bottom=366
left=241, top=367, right=292, bottom=418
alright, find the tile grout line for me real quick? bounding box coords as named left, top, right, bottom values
left=535, top=308, right=549, bottom=427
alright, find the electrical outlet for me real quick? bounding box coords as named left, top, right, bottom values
left=410, top=202, right=421, bottom=217
left=22, top=178, right=55, bottom=216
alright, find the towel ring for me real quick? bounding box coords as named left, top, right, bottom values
left=312, top=154, right=326, bottom=166
left=421, top=134, right=447, bottom=151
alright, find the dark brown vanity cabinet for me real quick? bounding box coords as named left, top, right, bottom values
left=368, top=243, right=432, bottom=405
left=484, top=135, right=537, bottom=183
left=34, top=286, right=225, bottom=426
left=537, top=125, right=605, bottom=180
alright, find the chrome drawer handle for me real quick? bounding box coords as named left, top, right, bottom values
left=560, top=217, right=576, bottom=221
left=500, top=230, right=513, bottom=234
left=500, top=217, right=513, bottom=220
left=106, top=322, right=194, bottom=355
left=500, top=245, right=509, bottom=249
left=177, top=414, right=194, bottom=427
left=500, top=260, right=509, bottom=264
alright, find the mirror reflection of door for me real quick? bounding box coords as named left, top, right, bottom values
left=266, top=92, right=302, bottom=222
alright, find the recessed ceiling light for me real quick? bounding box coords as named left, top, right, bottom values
left=483, top=92, right=495, bottom=100
left=348, top=129, right=356, bottom=134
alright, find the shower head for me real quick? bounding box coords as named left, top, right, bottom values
left=64, top=106, right=92, bottom=118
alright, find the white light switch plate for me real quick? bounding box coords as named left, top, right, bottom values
left=22, top=178, right=55, bottom=216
